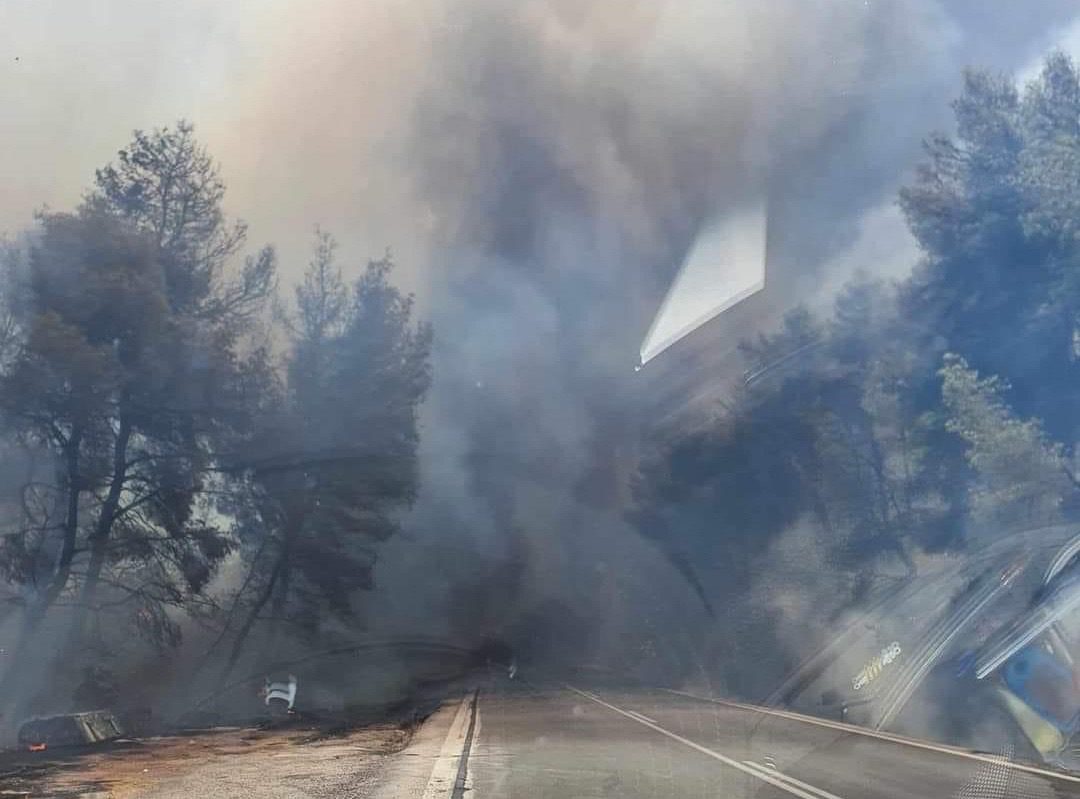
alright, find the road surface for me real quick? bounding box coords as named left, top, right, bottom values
left=10, top=676, right=1080, bottom=797
left=452, top=675, right=1080, bottom=799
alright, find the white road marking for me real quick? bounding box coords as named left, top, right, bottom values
left=664, top=688, right=1080, bottom=786
left=626, top=709, right=658, bottom=724
left=463, top=704, right=481, bottom=794
left=421, top=695, right=473, bottom=799
left=565, top=685, right=847, bottom=799
left=743, top=760, right=845, bottom=799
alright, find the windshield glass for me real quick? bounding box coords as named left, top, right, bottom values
left=9, top=3, right=1080, bottom=798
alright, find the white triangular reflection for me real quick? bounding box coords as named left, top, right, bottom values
left=640, top=202, right=766, bottom=366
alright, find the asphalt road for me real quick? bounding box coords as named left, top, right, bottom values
left=17, top=675, right=1080, bottom=797
left=462, top=675, right=1080, bottom=799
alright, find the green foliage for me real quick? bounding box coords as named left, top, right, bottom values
left=0, top=113, right=439, bottom=709
left=0, top=122, right=283, bottom=676
left=900, top=53, right=1080, bottom=436
left=635, top=53, right=1080, bottom=629
left=94, top=120, right=248, bottom=315
left=939, top=353, right=1070, bottom=525
left=220, top=236, right=432, bottom=666
left=0, top=122, right=434, bottom=702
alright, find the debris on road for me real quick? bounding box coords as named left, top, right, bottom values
left=262, top=674, right=298, bottom=715
left=17, top=711, right=123, bottom=749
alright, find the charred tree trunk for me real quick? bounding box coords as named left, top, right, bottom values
left=68, top=417, right=132, bottom=649
left=0, top=425, right=84, bottom=720
left=264, top=520, right=295, bottom=658
left=218, top=493, right=305, bottom=686
left=45, top=426, right=86, bottom=609
left=219, top=549, right=286, bottom=684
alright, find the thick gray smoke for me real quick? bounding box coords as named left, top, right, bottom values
left=5, top=0, right=1080, bottom=684
left=371, top=0, right=1080, bottom=679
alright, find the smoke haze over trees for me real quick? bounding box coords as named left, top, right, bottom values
left=4, top=0, right=1080, bottom=734
left=634, top=53, right=1080, bottom=696
left=0, top=124, right=431, bottom=730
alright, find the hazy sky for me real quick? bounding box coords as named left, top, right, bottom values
left=4, top=0, right=1079, bottom=301
left=2, top=0, right=442, bottom=291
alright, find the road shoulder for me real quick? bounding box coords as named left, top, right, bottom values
left=370, top=694, right=476, bottom=799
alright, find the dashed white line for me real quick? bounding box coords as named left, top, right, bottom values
left=565, top=685, right=847, bottom=799
left=663, top=688, right=1080, bottom=786
left=743, top=760, right=845, bottom=799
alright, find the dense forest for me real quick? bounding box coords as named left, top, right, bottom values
left=0, top=123, right=432, bottom=728
left=633, top=53, right=1080, bottom=695
left=5, top=50, right=1080, bottom=728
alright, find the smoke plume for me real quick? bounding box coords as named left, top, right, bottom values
left=4, top=0, right=1080, bottom=683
